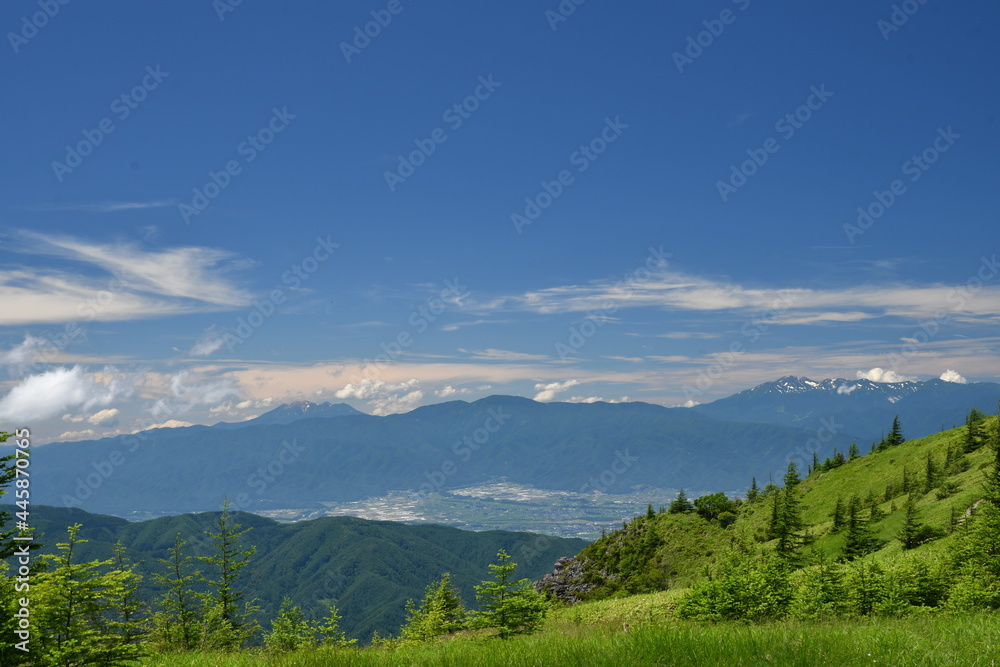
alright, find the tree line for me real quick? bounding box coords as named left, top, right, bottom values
left=0, top=432, right=549, bottom=665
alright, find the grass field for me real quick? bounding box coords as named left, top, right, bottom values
left=140, top=612, right=1000, bottom=666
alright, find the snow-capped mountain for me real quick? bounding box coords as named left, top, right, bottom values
left=693, top=376, right=1000, bottom=443
left=212, top=400, right=364, bottom=429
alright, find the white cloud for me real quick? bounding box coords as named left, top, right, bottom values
left=335, top=378, right=423, bottom=415
left=836, top=384, right=857, bottom=395
left=566, top=395, right=630, bottom=404
left=29, top=199, right=176, bottom=213
left=462, top=348, right=550, bottom=361
left=0, top=336, right=50, bottom=371
left=169, top=372, right=240, bottom=408
left=56, top=429, right=97, bottom=441
left=139, top=420, right=193, bottom=431
left=939, top=369, right=968, bottom=384
left=533, top=380, right=579, bottom=402
left=88, top=408, right=120, bottom=426
left=0, top=231, right=253, bottom=326
left=856, top=368, right=916, bottom=383
left=190, top=330, right=226, bottom=357
left=482, top=265, right=1000, bottom=327
left=0, top=366, right=128, bottom=422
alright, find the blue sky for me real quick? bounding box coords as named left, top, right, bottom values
left=2, top=0, right=999, bottom=443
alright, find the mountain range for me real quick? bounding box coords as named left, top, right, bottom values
left=692, top=375, right=1000, bottom=440
left=5, top=504, right=584, bottom=640
left=25, top=377, right=999, bottom=521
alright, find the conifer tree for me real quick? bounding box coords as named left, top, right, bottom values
left=264, top=597, right=315, bottom=651
left=848, top=442, right=860, bottom=460
left=108, top=542, right=147, bottom=648
left=668, top=488, right=694, bottom=514
left=830, top=497, right=846, bottom=533
left=924, top=452, right=940, bottom=493
left=317, top=604, right=356, bottom=647
left=885, top=416, right=905, bottom=448
left=151, top=533, right=200, bottom=651
left=964, top=408, right=987, bottom=453
left=473, top=550, right=547, bottom=638
left=33, top=524, right=144, bottom=666
left=898, top=496, right=921, bottom=550
left=746, top=477, right=760, bottom=502
left=841, top=496, right=879, bottom=561
left=196, top=499, right=260, bottom=650
left=401, top=572, right=467, bottom=640
left=771, top=462, right=805, bottom=559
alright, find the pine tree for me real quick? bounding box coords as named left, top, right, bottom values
left=317, top=604, right=356, bottom=647
left=400, top=572, right=467, bottom=640
left=783, top=460, right=801, bottom=487
left=924, top=452, right=940, bottom=493
left=668, top=488, right=694, bottom=513
left=848, top=442, right=860, bottom=460
left=830, top=497, right=846, bottom=533
left=196, top=500, right=260, bottom=650
left=107, top=542, right=147, bottom=649
left=898, top=496, right=921, bottom=549
left=885, top=416, right=905, bottom=448
left=964, top=408, right=987, bottom=453
left=151, top=533, right=200, bottom=651
left=901, top=466, right=913, bottom=494
left=746, top=477, right=760, bottom=502
left=473, top=550, right=547, bottom=638
left=771, top=462, right=804, bottom=559
left=264, top=598, right=315, bottom=651
left=33, top=524, right=145, bottom=666
left=810, top=451, right=819, bottom=476
left=646, top=503, right=655, bottom=520
left=841, top=497, right=880, bottom=561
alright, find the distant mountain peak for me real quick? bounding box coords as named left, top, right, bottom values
left=212, top=400, right=365, bottom=429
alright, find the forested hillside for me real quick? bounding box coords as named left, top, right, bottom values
left=539, top=409, right=1000, bottom=620
left=1, top=504, right=584, bottom=641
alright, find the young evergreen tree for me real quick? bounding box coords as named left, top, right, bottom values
left=645, top=503, right=655, bottom=520
left=400, top=572, right=467, bottom=640
left=924, top=452, right=940, bottom=493
left=885, top=416, right=905, bottom=448
left=264, top=597, right=315, bottom=651
left=898, top=496, right=922, bottom=550
left=151, top=533, right=201, bottom=651
left=770, top=462, right=805, bottom=559
left=107, top=542, right=148, bottom=649
left=473, top=550, right=547, bottom=638
left=746, top=477, right=760, bottom=502
left=196, top=500, right=260, bottom=650
left=668, top=488, right=694, bottom=514
left=841, top=496, right=879, bottom=561
left=848, top=442, right=860, bottom=460
left=830, top=497, right=846, bottom=533
left=964, top=408, right=987, bottom=453
left=317, top=604, right=356, bottom=647
left=33, top=524, right=144, bottom=666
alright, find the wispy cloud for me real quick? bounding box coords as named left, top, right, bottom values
left=0, top=230, right=253, bottom=325
left=480, top=266, right=1000, bottom=327
left=26, top=199, right=177, bottom=213
left=461, top=348, right=550, bottom=362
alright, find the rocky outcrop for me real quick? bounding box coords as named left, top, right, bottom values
left=534, top=556, right=600, bottom=604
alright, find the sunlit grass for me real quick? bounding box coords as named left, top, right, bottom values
left=141, top=613, right=1000, bottom=666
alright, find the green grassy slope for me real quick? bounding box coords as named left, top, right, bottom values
left=542, top=418, right=998, bottom=601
